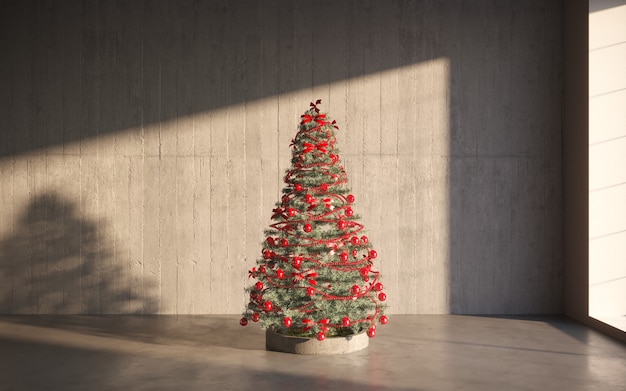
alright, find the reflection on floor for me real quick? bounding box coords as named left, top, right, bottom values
left=0, top=315, right=624, bottom=391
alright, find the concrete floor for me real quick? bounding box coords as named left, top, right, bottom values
left=0, top=315, right=624, bottom=391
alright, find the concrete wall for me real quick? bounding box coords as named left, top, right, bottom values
left=0, top=0, right=562, bottom=314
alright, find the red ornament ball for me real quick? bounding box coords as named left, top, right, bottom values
left=352, top=250, right=358, bottom=257
left=295, top=183, right=303, bottom=192
left=305, top=194, right=314, bottom=203
left=304, top=223, right=313, bottom=233
left=293, top=257, right=303, bottom=269
left=240, top=317, right=248, bottom=326
left=360, top=235, right=369, bottom=244
left=276, top=269, right=285, bottom=279
left=351, top=285, right=361, bottom=295
left=345, top=207, right=354, bottom=217
left=370, top=250, right=378, bottom=259
left=263, top=250, right=272, bottom=259
left=307, top=287, right=315, bottom=296
left=380, top=315, right=389, bottom=325
left=378, top=292, right=387, bottom=301
left=374, top=282, right=384, bottom=291
left=342, top=317, right=351, bottom=327
left=337, top=220, right=347, bottom=230
left=288, top=208, right=297, bottom=217
left=255, top=282, right=264, bottom=291
left=351, top=236, right=360, bottom=245
left=283, top=317, right=293, bottom=327
left=316, top=332, right=326, bottom=341
left=340, top=252, right=349, bottom=262
left=347, top=194, right=355, bottom=203
left=280, top=238, right=289, bottom=247
left=367, top=327, right=376, bottom=338
left=264, top=301, right=273, bottom=311
left=320, top=183, right=328, bottom=192
left=252, top=313, right=260, bottom=322
left=259, top=266, right=266, bottom=274
left=266, top=237, right=275, bottom=246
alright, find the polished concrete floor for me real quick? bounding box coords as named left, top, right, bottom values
left=0, top=315, right=624, bottom=390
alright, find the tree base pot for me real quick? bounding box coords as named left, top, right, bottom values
left=265, top=330, right=369, bottom=355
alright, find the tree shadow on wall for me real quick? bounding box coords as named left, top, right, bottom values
left=0, top=191, right=157, bottom=314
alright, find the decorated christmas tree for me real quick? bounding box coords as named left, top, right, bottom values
left=240, top=100, right=388, bottom=345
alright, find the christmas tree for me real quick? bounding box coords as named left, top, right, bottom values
left=240, top=100, right=388, bottom=342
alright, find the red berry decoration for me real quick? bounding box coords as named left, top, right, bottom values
left=378, top=292, right=387, bottom=301
left=342, top=317, right=351, bottom=327
left=340, top=252, right=349, bottom=262
left=367, top=327, right=376, bottom=338
left=264, top=301, right=273, bottom=311
left=295, top=183, right=303, bottom=192
left=252, top=313, right=260, bottom=322
left=255, top=282, right=264, bottom=291
left=351, top=285, right=361, bottom=295
left=283, top=317, right=293, bottom=327
left=280, top=238, right=289, bottom=247
left=351, top=236, right=360, bottom=245
left=305, top=194, right=314, bottom=203
left=259, top=266, right=266, bottom=274
left=370, top=250, right=378, bottom=259
left=240, top=317, right=248, bottom=326
left=316, top=332, right=326, bottom=341
left=347, top=194, right=355, bottom=203
left=263, top=250, right=272, bottom=259
left=293, top=257, right=302, bottom=269
left=276, top=269, right=285, bottom=279
left=337, top=220, right=347, bottom=230
left=266, top=237, right=275, bottom=246
left=374, top=282, right=384, bottom=291
left=380, top=315, right=389, bottom=325
left=307, top=287, right=315, bottom=296
left=320, top=183, right=328, bottom=192
left=288, top=207, right=296, bottom=217
left=345, top=207, right=354, bottom=217
left=352, top=250, right=358, bottom=257
left=304, top=223, right=313, bottom=233
left=360, top=235, right=368, bottom=244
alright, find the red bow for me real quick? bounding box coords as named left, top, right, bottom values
left=303, top=142, right=328, bottom=154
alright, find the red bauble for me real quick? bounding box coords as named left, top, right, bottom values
left=351, top=236, right=360, bottom=245
left=367, top=327, right=376, bottom=338
left=380, top=315, right=389, bottom=325
left=288, top=208, right=297, bottom=217
left=342, top=317, right=351, bottom=327
left=316, top=332, right=326, bottom=341
left=370, top=250, right=378, bottom=259
left=319, top=318, right=330, bottom=325
left=378, top=292, right=387, bottom=301
left=360, top=235, right=368, bottom=244
left=280, top=238, right=289, bottom=247
left=283, top=317, right=293, bottom=327
left=360, top=266, right=370, bottom=277
left=240, top=317, right=248, bottom=326
left=307, top=287, right=315, bottom=296
left=264, top=301, right=273, bottom=311
left=293, top=257, right=302, bottom=269
left=347, top=194, right=355, bottom=203
left=255, top=281, right=264, bottom=291
left=295, top=183, right=303, bottom=192
left=374, top=282, right=384, bottom=291
left=252, top=313, right=260, bottom=322
left=320, top=183, right=328, bottom=192
left=340, top=252, right=349, bottom=262
left=352, top=250, right=358, bottom=257
left=276, top=269, right=285, bottom=279
left=263, top=250, right=272, bottom=259
left=305, top=194, right=314, bottom=203
left=351, top=285, right=361, bottom=295
left=337, top=220, right=347, bottom=230
left=345, top=207, right=354, bottom=217
left=304, top=223, right=313, bottom=233
left=266, top=237, right=275, bottom=246
left=259, top=266, right=266, bottom=274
